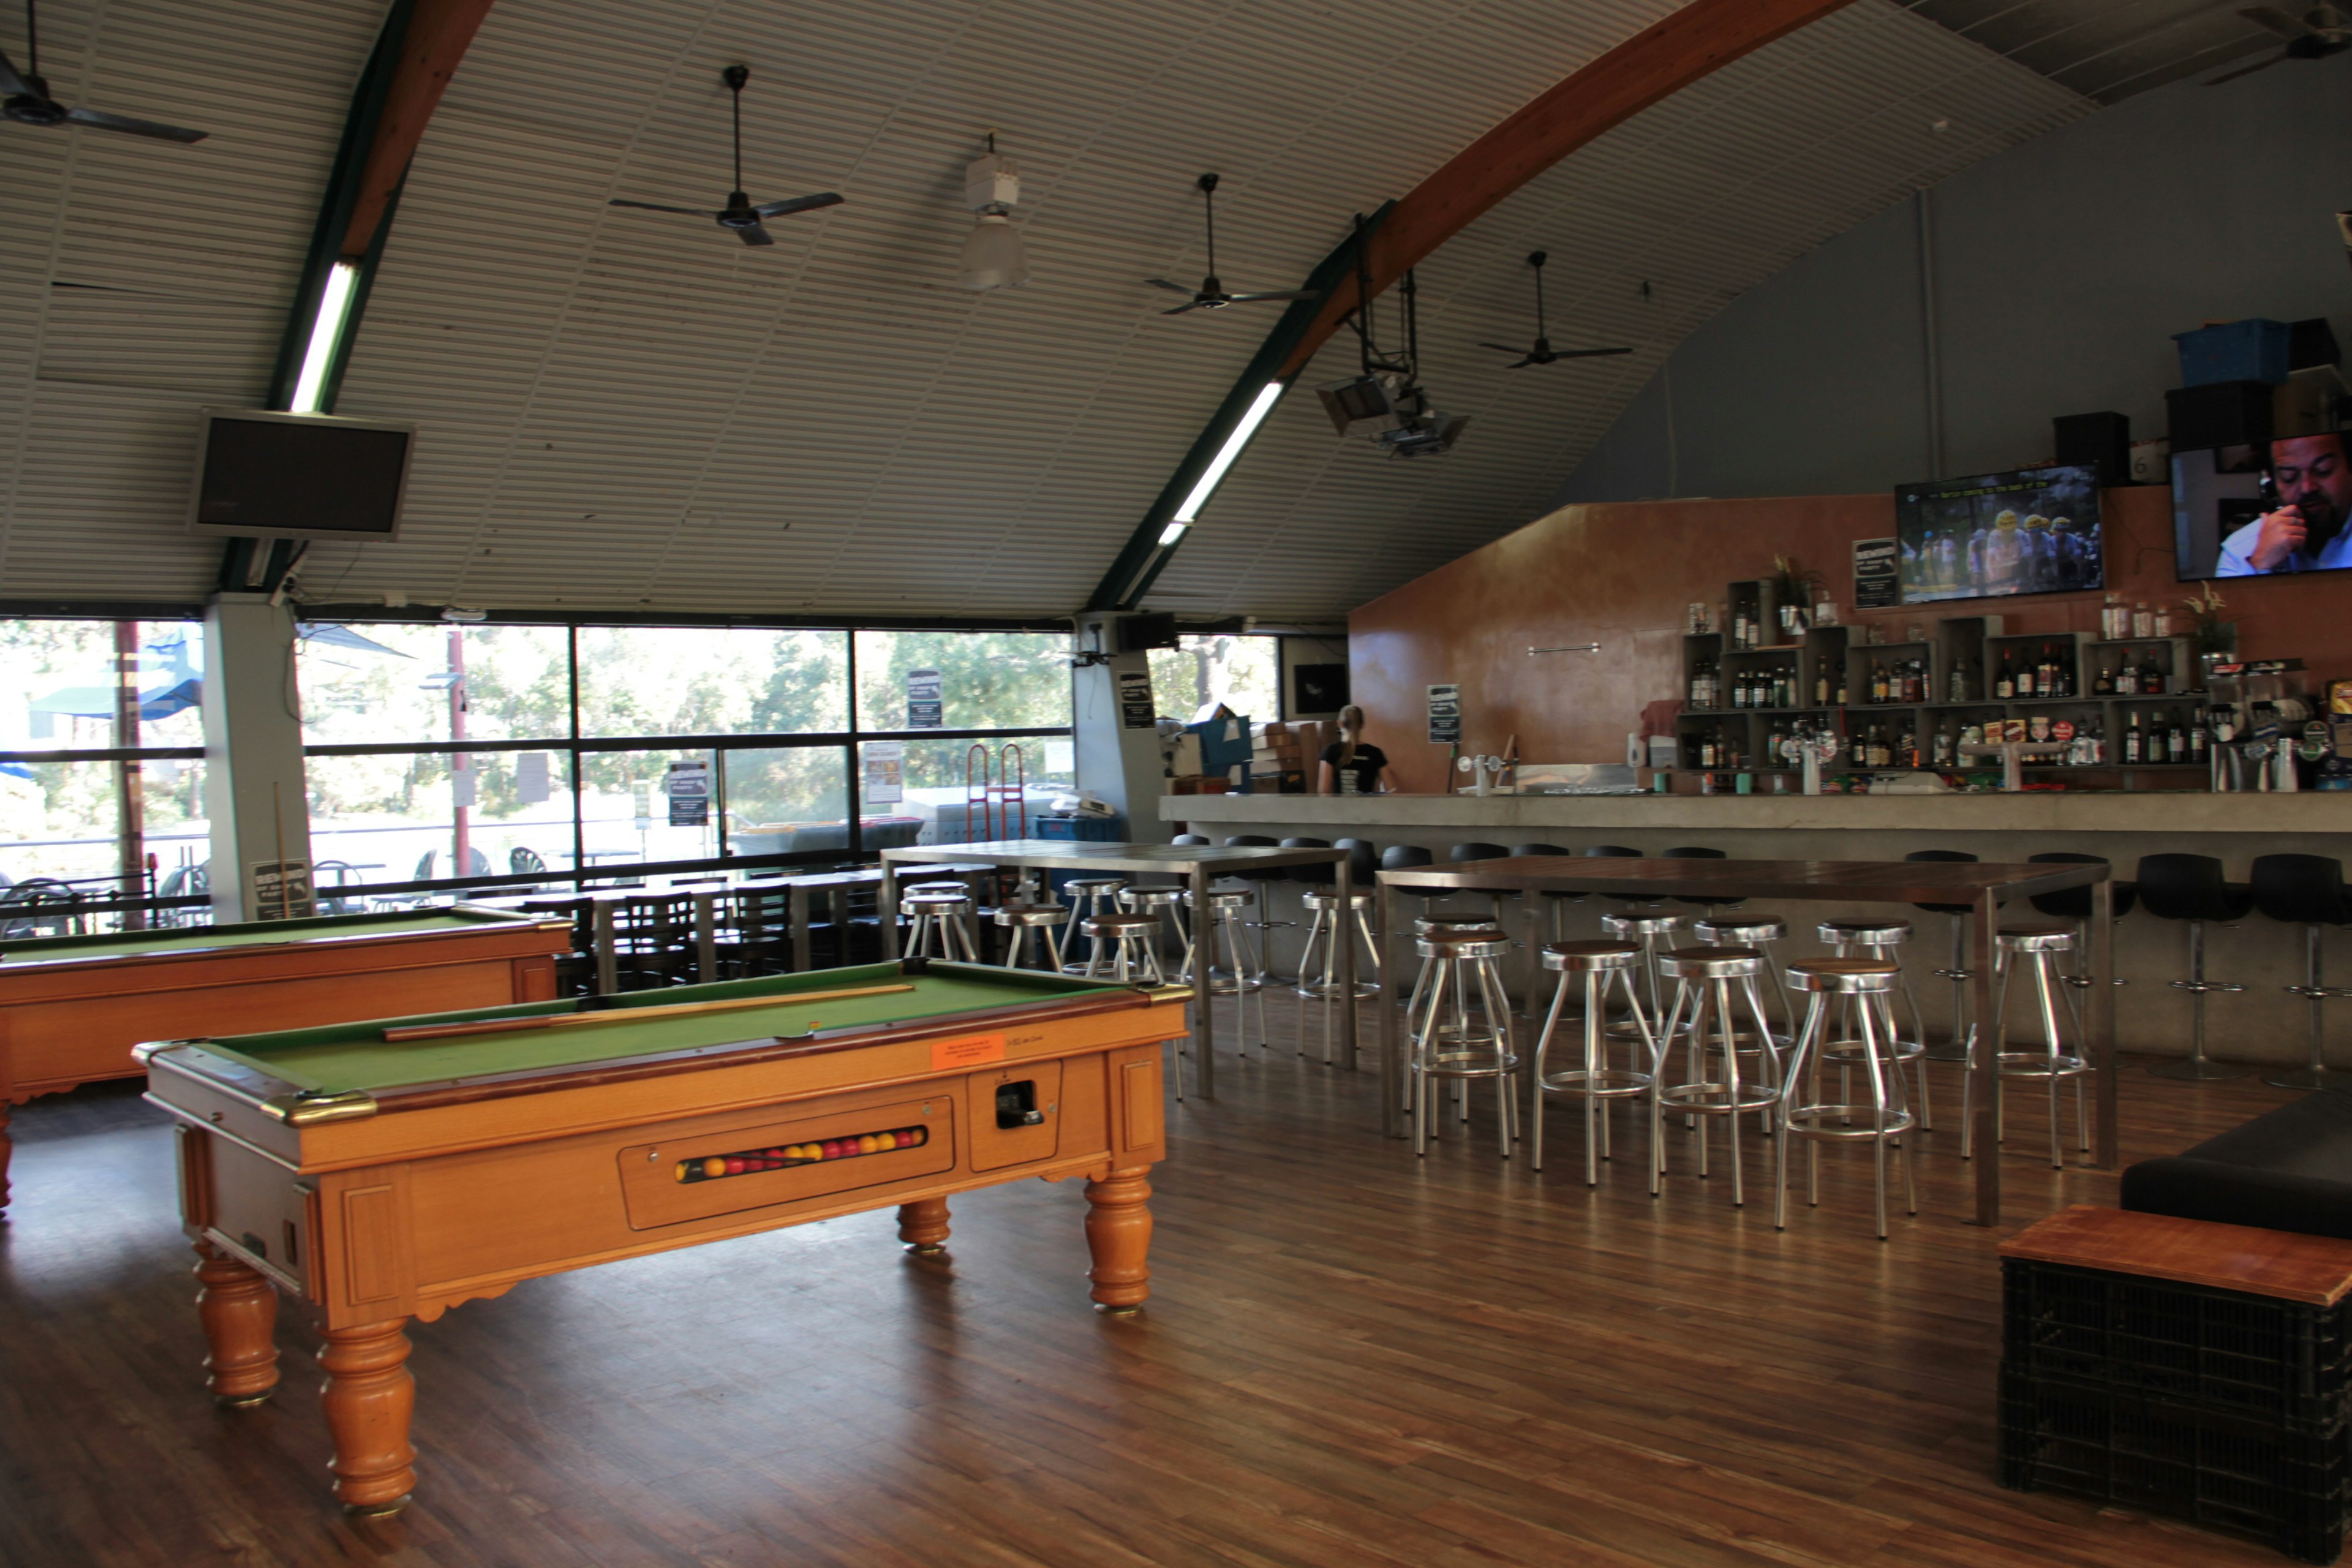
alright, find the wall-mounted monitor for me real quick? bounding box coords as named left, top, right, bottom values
left=2174, top=430, right=2351, bottom=579
left=187, top=408, right=416, bottom=541
left=1893, top=465, right=2103, bottom=603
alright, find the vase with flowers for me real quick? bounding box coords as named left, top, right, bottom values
left=2183, top=582, right=2235, bottom=681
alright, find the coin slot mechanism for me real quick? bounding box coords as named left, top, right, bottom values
left=995, top=1080, right=1044, bottom=1129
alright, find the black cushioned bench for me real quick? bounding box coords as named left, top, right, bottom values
left=2123, top=1088, right=2352, bottom=1241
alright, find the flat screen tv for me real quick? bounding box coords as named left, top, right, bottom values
left=1894, top=465, right=2103, bottom=603
left=187, top=408, right=415, bottom=541
left=2174, top=429, right=2351, bottom=579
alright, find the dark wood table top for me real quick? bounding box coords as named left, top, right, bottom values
left=2002, top=1204, right=2352, bottom=1305
left=1376, top=854, right=2103, bottom=904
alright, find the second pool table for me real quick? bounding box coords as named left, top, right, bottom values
left=143, top=959, right=1183, bottom=1515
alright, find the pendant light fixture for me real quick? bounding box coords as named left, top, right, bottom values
left=957, top=131, right=1030, bottom=290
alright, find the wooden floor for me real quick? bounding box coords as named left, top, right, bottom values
left=0, top=1002, right=2305, bottom=1568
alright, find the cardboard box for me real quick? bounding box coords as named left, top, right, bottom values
left=1168, top=775, right=1230, bottom=796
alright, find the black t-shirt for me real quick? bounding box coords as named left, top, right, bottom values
left=1321, top=742, right=1387, bottom=794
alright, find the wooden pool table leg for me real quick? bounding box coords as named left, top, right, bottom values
left=193, top=1242, right=280, bottom=1407
left=1084, top=1166, right=1152, bottom=1314
left=897, top=1197, right=951, bottom=1255
left=320, top=1318, right=417, bottom=1516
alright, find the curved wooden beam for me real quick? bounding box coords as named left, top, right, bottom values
left=339, top=0, right=497, bottom=258
left=1275, top=0, right=1853, bottom=379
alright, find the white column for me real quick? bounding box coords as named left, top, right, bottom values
left=1070, top=613, right=1174, bottom=842
left=201, top=593, right=314, bottom=921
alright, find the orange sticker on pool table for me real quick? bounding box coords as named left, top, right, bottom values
left=930, top=1033, right=1006, bottom=1071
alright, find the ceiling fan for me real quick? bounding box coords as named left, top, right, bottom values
left=1144, top=173, right=1316, bottom=314
left=2207, top=5, right=2350, bottom=84
left=1481, top=251, right=1630, bottom=369
left=608, top=64, right=842, bottom=246
left=1, top=0, right=205, bottom=141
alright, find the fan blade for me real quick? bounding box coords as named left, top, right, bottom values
left=1553, top=346, right=1635, bottom=359
left=1227, top=288, right=1316, bottom=304
left=1142, top=277, right=1195, bottom=295
left=736, top=221, right=776, bottom=247
left=1505, top=358, right=1538, bottom=370
left=1479, top=342, right=1528, bottom=355
left=2241, top=5, right=2309, bottom=37
left=1160, top=300, right=1207, bottom=315
left=752, top=191, right=843, bottom=219
left=609, top=198, right=722, bottom=217
left=0, top=48, right=31, bottom=98
left=62, top=105, right=206, bottom=142
left=2207, top=48, right=2289, bottom=82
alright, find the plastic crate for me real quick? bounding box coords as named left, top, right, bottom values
left=1029, top=813, right=1126, bottom=842
left=2000, top=1365, right=2350, bottom=1563
left=2176, top=318, right=2292, bottom=387
left=2003, top=1257, right=2352, bottom=1433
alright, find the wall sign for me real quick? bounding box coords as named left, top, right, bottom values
left=1117, top=668, right=1157, bottom=729
left=905, top=668, right=943, bottom=729
left=1427, top=683, right=1461, bottom=745
left=249, top=859, right=315, bottom=921
left=1853, top=537, right=1900, bottom=610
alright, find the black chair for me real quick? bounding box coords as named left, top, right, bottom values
left=1585, top=843, right=1654, bottom=908
left=1905, top=850, right=1980, bottom=1063
left=2025, top=851, right=2136, bottom=1019
left=510, top=846, right=549, bottom=875
left=2135, top=853, right=2254, bottom=1082
left=1510, top=843, right=1585, bottom=940
left=2250, top=854, right=2352, bottom=1091
left=1222, top=834, right=1294, bottom=984
left=1450, top=842, right=1511, bottom=924
left=1172, top=834, right=1212, bottom=846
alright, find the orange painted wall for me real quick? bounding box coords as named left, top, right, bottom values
left=1348, top=487, right=2351, bottom=795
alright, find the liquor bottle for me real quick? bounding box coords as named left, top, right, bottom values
left=2124, top=710, right=2143, bottom=764
left=2016, top=654, right=2035, bottom=698
left=1868, top=723, right=1889, bottom=767
left=1949, top=662, right=1969, bottom=703
left=1850, top=728, right=1869, bottom=766
left=2116, top=655, right=2137, bottom=696
left=1996, top=649, right=2015, bottom=699
left=2040, top=644, right=2059, bottom=696
left=2094, top=660, right=2114, bottom=696
left=1715, top=724, right=1731, bottom=767
left=1814, top=666, right=1830, bottom=707
left=2190, top=710, right=2211, bottom=763
left=1695, top=729, right=1713, bottom=768
left=2140, top=651, right=2165, bottom=696
left=1904, top=660, right=1924, bottom=703
left=2167, top=712, right=2187, bottom=763
left=1766, top=721, right=1787, bottom=767
left=1897, top=727, right=1918, bottom=768
left=1733, top=669, right=1749, bottom=709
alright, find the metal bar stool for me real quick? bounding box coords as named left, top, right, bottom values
left=1061, top=877, right=1128, bottom=974
left=1118, top=885, right=1189, bottom=968
left=1408, top=928, right=1519, bottom=1158
left=1082, top=911, right=1165, bottom=984
left=1815, top=919, right=1932, bottom=1130
left=2136, top=853, right=2253, bottom=1082
left=1530, top=940, right=1657, bottom=1183
left=1398, top=913, right=1504, bottom=1099
left=994, top=901, right=1069, bottom=972
left=1905, top=850, right=1980, bottom=1065
left=1223, top=835, right=1295, bottom=986
left=1183, top=886, right=1267, bottom=1057
left=2249, top=854, right=2352, bottom=1090
left=1694, top=914, right=1793, bottom=1039
left=1296, top=888, right=1381, bottom=1065
left=1651, top=945, right=1782, bottom=1204
left=902, top=891, right=981, bottom=962
left=1511, top=842, right=1580, bottom=1019
left=1599, top=910, right=1684, bottom=1036
left=1964, top=923, right=2092, bottom=1167
left=1776, top=957, right=1917, bottom=1240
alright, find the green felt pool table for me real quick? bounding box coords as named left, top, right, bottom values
left=143, top=958, right=1184, bottom=1514
left=0, top=905, right=573, bottom=1208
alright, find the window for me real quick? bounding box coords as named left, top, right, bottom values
left=1147, top=635, right=1281, bottom=724
left=0, top=618, right=209, bottom=932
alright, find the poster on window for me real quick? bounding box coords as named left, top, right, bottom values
left=907, top=668, right=944, bottom=729
left=666, top=760, right=710, bottom=826
left=249, top=859, right=315, bottom=921
left=514, top=751, right=552, bottom=805
left=863, top=742, right=905, bottom=805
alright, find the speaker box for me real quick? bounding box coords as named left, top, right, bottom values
left=2290, top=317, right=2341, bottom=371
left=2052, top=411, right=2130, bottom=484
left=2166, top=380, right=2273, bottom=453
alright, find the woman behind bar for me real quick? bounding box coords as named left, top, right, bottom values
left=1319, top=704, right=1390, bottom=795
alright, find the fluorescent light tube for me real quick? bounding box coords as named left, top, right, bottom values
left=1171, top=380, right=1284, bottom=524
left=1158, top=521, right=1188, bottom=546
left=290, top=260, right=359, bottom=415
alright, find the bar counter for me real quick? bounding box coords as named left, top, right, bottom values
left=1164, top=791, right=2352, bottom=1069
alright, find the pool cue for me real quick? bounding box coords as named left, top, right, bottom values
left=382, top=982, right=918, bottom=1042
left=271, top=782, right=290, bottom=920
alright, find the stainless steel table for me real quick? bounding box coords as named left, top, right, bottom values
left=1375, top=854, right=2111, bottom=1226
left=881, top=839, right=1352, bottom=1099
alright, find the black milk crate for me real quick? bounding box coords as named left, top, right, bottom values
left=2004, top=1256, right=2352, bottom=1434
left=2000, top=1366, right=2351, bottom=1563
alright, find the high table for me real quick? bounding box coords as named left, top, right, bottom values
left=1374, top=854, right=2111, bottom=1224
left=880, top=840, right=1353, bottom=1099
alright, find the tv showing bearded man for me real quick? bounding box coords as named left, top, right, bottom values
left=2175, top=430, right=2352, bottom=579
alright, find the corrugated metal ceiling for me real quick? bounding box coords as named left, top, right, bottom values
left=0, top=0, right=2278, bottom=622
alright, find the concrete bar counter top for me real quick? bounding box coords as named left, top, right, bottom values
left=1163, top=790, right=2352, bottom=1069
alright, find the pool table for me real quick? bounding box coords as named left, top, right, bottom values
left=141, top=959, right=1182, bottom=1515
left=0, top=907, right=573, bottom=1207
